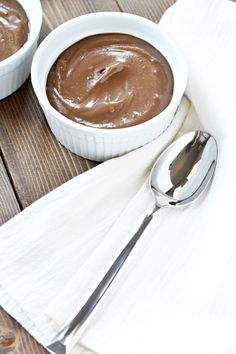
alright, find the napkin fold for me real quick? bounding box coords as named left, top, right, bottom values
left=1, top=0, right=236, bottom=353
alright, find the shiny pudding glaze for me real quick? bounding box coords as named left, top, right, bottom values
left=46, top=33, right=174, bottom=129
left=0, top=0, right=29, bottom=61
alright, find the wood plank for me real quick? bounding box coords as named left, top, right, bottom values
left=0, top=154, right=21, bottom=225
left=0, top=80, right=97, bottom=209
left=42, top=0, right=120, bottom=30
left=0, top=308, right=47, bottom=353
left=116, top=0, right=175, bottom=21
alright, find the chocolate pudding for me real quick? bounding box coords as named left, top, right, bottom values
left=0, top=0, right=29, bottom=61
left=47, top=34, right=174, bottom=129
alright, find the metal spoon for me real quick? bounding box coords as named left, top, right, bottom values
left=47, top=130, right=217, bottom=354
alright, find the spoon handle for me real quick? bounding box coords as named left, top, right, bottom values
left=47, top=205, right=159, bottom=354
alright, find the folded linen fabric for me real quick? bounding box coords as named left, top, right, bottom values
left=1, top=0, right=236, bottom=353
left=0, top=96, right=190, bottom=350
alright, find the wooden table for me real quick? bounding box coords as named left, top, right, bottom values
left=0, top=0, right=174, bottom=352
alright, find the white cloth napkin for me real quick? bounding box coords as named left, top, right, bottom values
left=1, top=0, right=236, bottom=353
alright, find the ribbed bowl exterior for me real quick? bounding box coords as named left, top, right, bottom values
left=44, top=107, right=175, bottom=161
left=0, top=44, right=37, bottom=100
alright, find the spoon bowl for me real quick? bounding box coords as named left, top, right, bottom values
left=150, top=131, right=217, bottom=208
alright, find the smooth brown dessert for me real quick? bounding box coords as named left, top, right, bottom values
left=47, top=34, right=174, bottom=129
left=0, top=0, right=29, bottom=61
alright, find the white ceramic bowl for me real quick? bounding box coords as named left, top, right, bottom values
left=32, top=12, right=187, bottom=161
left=0, top=0, right=42, bottom=100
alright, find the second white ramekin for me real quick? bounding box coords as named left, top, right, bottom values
left=0, top=0, right=42, bottom=100
left=32, top=12, right=187, bottom=161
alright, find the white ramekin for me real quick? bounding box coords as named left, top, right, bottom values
left=32, top=12, right=187, bottom=161
left=0, top=0, right=42, bottom=100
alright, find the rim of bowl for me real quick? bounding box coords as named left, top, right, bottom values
left=0, top=0, right=43, bottom=69
left=32, top=12, right=187, bottom=136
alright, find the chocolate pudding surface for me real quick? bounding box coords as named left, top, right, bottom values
left=0, top=0, right=29, bottom=61
left=47, top=33, right=174, bottom=129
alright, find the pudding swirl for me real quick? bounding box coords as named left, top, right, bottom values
left=0, top=0, right=29, bottom=61
left=47, top=34, right=174, bottom=129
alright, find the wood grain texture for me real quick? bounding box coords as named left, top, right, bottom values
left=0, top=80, right=97, bottom=209
left=0, top=0, right=175, bottom=353
left=0, top=308, right=47, bottom=354
left=0, top=154, right=20, bottom=225
left=116, top=0, right=175, bottom=21
left=42, top=0, right=120, bottom=31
